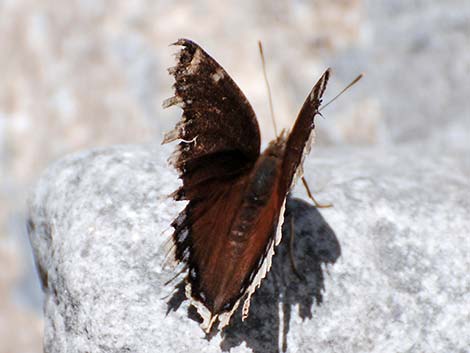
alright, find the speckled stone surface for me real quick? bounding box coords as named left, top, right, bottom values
left=28, top=144, right=470, bottom=353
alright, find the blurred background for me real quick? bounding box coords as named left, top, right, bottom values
left=0, top=0, right=469, bottom=351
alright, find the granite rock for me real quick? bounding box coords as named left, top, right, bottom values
left=28, top=144, right=470, bottom=353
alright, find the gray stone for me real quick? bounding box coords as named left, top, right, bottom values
left=28, top=143, right=470, bottom=353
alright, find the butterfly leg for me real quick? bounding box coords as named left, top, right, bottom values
left=301, top=176, right=332, bottom=208
left=289, top=216, right=305, bottom=281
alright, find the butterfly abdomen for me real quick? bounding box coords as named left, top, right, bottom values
left=229, top=152, right=282, bottom=241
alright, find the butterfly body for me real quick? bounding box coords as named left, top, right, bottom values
left=163, top=39, right=329, bottom=332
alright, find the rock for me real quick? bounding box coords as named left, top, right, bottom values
left=27, top=144, right=470, bottom=353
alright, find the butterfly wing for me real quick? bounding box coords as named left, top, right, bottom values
left=280, top=69, right=330, bottom=194
left=200, top=67, right=331, bottom=328
left=163, top=38, right=261, bottom=197
left=230, top=69, right=331, bottom=327
left=163, top=39, right=262, bottom=330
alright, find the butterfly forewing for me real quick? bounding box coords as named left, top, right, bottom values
left=281, top=69, right=330, bottom=194
left=163, top=39, right=260, bottom=168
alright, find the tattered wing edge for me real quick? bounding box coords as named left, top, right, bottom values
left=182, top=198, right=287, bottom=333
left=290, top=129, right=316, bottom=190
left=241, top=198, right=286, bottom=320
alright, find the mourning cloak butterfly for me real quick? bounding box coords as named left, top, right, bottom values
left=163, top=38, right=330, bottom=332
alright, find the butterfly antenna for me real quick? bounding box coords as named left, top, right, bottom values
left=320, top=73, right=364, bottom=112
left=258, top=41, right=278, bottom=137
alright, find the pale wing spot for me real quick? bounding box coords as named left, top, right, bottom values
left=187, top=48, right=204, bottom=74
left=211, top=68, right=225, bottom=83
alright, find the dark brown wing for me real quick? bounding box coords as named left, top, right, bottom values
left=163, top=38, right=261, bottom=200
left=280, top=69, right=330, bottom=194
left=162, top=39, right=263, bottom=330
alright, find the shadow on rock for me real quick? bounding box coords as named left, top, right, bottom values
left=166, top=196, right=341, bottom=353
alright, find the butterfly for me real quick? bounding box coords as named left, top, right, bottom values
left=162, top=38, right=330, bottom=332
